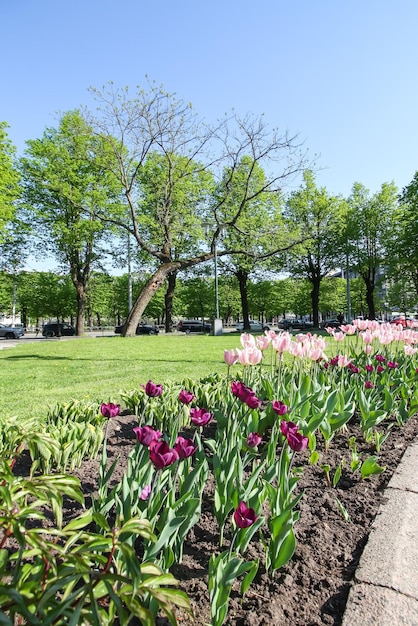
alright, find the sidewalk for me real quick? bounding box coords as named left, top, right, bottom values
left=342, top=437, right=418, bottom=625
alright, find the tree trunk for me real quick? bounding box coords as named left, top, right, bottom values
left=310, top=278, right=321, bottom=328
left=165, top=271, right=177, bottom=333
left=236, top=268, right=250, bottom=330
left=75, top=282, right=86, bottom=336
left=124, top=263, right=181, bottom=336
left=364, top=275, right=376, bottom=319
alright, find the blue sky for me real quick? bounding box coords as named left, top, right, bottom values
left=2, top=0, right=418, bottom=199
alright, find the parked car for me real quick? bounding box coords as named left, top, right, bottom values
left=277, top=319, right=313, bottom=330
left=42, top=322, right=76, bottom=338
left=177, top=319, right=211, bottom=334
left=320, top=319, right=344, bottom=329
left=389, top=317, right=417, bottom=328
left=0, top=324, right=25, bottom=339
left=114, top=323, right=159, bottom=335
left=235, top=320, right=270, bottom=332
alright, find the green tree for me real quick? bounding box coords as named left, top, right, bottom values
left=135, top=151, right=214, bottom=332
left=20, top=111, right=123, bottom=335
left=87, top=82, right=308, bottom=335
left=285, top=171, right=346, bottom=327
left=0, top=122, right=20, bottom=241
left=387, top=172, right=418, bottom=302
left=347, top=181, right=398, bottom=319
left=214, top=156, right=289, bottom=329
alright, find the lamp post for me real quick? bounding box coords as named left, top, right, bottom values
left=203, top=222, right=225, bottom=335
left=127, top=232, right=133, bottom=311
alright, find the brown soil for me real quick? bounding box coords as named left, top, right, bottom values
left=16, top=413, right=418, bottom=626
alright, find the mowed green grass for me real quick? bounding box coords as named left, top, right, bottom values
left=0, top=334, right=243, bottom=421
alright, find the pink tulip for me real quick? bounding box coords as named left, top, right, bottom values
left=308, top=346, right=323, bottom=361
left=256, top=335, right=271, bottom=351
left=333, top=331, right=345, bottom=342
left=337, top=355, right=351, bottom=368
left=360, top=330, right=373, bottom=345
left=224, top=349, right=239, bottom=366
left=240, top=333, right=256, bottom=348
left=340, top=324, right=356, bottom=335
left=272, top=332, right=291, bottom=354
left=140, top=485, right=151, bottom=500
left=237, top=346, right=262, bottom=366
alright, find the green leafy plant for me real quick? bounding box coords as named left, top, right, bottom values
left=0, top=458, right=192, bottom=625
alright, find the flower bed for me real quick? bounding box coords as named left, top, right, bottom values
left=1, top=319, right=418, bottom=625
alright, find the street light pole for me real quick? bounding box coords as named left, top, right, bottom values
left=214, top=237, right=219, bottom=319
left=127, top=233, right=133, bottom=311
left=203, top=222, right=225, bottom=335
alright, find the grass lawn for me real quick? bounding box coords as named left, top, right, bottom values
left=0, top=334, right=244, bottom=421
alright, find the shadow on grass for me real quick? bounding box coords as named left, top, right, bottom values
left=3, top=354, right=223, bottom=364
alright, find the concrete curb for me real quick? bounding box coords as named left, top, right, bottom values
left=342, top=438, right=418, bottom=626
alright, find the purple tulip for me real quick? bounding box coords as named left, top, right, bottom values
left=377, top=365, right=385, bottom=373
left=280, top=420, right=299, bottom=436
left=365, top=364, right=374, bottom=372
left=233, top=501, right=258, bottom=529
left=375, top=354, right=386, bottom=363
left=387, top=361, right=398, bottom=369
left=364, top=380, right=374, bottom=389
left=133, top=425, right=162, bottom=447
left=174, top=436, right=197, bottom=459
left=231, top=380, right=246, bottom=399
left=190, top=407, right=213, bottom=427
left=246, top=432, right=262, bottom=448
left=245, top=394, right=261, bottom=409
left=149, top=440, right=179, bottom=469
left=272, top=400, right=289, bottom=416
left=179, top=389, right=195, bottom=405
left=231, top=381, right=259, bottom=406
left=286, top=430, right=309, bottom=452
left=142, top=380, right=163, bottom=397
left=100, top=402, right=121, bottom=418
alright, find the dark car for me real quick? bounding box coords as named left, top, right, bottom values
left=277, top=319, right=313, bottom=330
left=277, top=319, right=294, bottom=330
left=42, top=322, right=76, bottom=338
left=115, top=323, right=159, bottom=335
left=320, top=319, right=344, bottom=330
left=177, top=319, right=211, bottom=334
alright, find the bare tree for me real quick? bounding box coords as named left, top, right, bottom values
left=87, top=81, right=310, bottom=336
